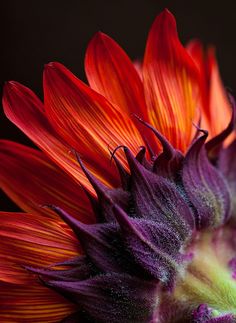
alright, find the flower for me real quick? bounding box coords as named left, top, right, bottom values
left=0, top=8, right=236, bottom=323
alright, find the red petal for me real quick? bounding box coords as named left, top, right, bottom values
left=187, top=40, right=232, bottom=139
left=143, top=9, right=200, bottom=151
left=2, top=82, right=95, bottom=191
left=85, top=32, right=147, bottom=120
left=207, top=48, right=232, bottom=138
left=0, top=281, right=75, bottom=322
left=44, top=62, right=144, bottom=176
left=0, top=140, right=95, bottom=223
left=0, top=212, right=78, bottom=284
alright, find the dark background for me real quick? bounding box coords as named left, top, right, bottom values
left=1, top=0, right=236, bottom=210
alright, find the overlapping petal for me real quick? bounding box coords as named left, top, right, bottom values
left=187, top=40, right=232, bottom=138
left=0, top=140, right=94, bottom=223
left=0, top=212, right=78, bottom=284
left=1, top=8, right=236, bottom=323
left=0, top=281, right=75, bottom=323
left=2, top=81, right=97, bottom=190
left=85, top=32, right=157, bottom=151
left=85, top=32, right=147, bottom=119
left=143, top=9, right=200, bottom=151
left=44, top=62, right=144, bottom=175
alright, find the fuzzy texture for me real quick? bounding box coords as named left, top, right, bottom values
left=1, top=8, right=236, bottom=323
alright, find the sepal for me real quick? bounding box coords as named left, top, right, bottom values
left=45, top=273, right=159, bottom=323
left=182, top=131, right=231, bottom=229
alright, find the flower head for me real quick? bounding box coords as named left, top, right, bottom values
left=1, top=9, right=236, bottom=323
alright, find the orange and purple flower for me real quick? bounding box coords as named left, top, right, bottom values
left=1, top=9, right=236, bottom=322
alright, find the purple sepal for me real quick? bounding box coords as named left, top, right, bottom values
left=182, top=131, right=231, bottom=229
left=109, top=147, right=130, bottom=190
left=48, top=206, right=142, bottom=275
left=124, top=147, right=195, bottom=236
left=192, top=304, right=235, bottom=322
left=76, top=155, right=130, bottom=222
left=135, top=146, right=152, bottom=170
left=218, top=139, right=236, bottom=219
left=113, top=205, right=183, bottom=287
left=45, top=273, right=158, bottom=323
left=134, top=114, right=184, bottom=179
left=24, top=255, right=95, bottom=281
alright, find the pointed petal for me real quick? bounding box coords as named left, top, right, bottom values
left=0, top=140, right=95, bottom=223
left=187, top=40, right=232, bottom=139
left=2, top=81, right=93, bottom=190
left=85, top=32, right=147, bottom=120
left=207, top=48, right=232, bottom=138
left=143, top=9, right=200, bottom=151
left=0, top=281, right=75, bottom=323
left=85, top=33, right=157, bottom=152
left=0, top=212, right=78, bottom=284
left=44, top=62, right=144, bottom=183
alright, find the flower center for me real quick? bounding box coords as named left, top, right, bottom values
left=174, top=231, right=236, bottom=316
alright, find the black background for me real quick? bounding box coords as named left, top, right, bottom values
left=1, top=0, right=236, bottom=210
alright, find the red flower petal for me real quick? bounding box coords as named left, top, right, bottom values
left=85, top=32, right=147, bottom=121
left=143, top=9, right=200, bottom=151
left=2, top=81, right=94, bottom=190
left=0, top=281, right=75, bottom=322
left=0, top=212, right=78, bottom=284
left=44, top=62, right=144, bottom=178
left=0, top=140, right=95, bottom=223
left=187, top=40, right=232, bottom=139
left=85, top=33, right=157, bottom=151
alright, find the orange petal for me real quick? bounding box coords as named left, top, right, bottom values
left=85, top=32, right=147, bottom=120
left=187, top=40, right=232, bottom=139
left=0, top=281, right=75, bottom=322
left=186, top=40, right=210, bottom=119
left=0, top=212, right=78, bottom=284
left=2, top=81, right=95, bottom=191
left=143, top=9, right=200, bottom=151
left=0, top=140, right=95, bottom=223
left=207, top=47, right=232, bottom=137
left=44, top=62, right=144, bottom=174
